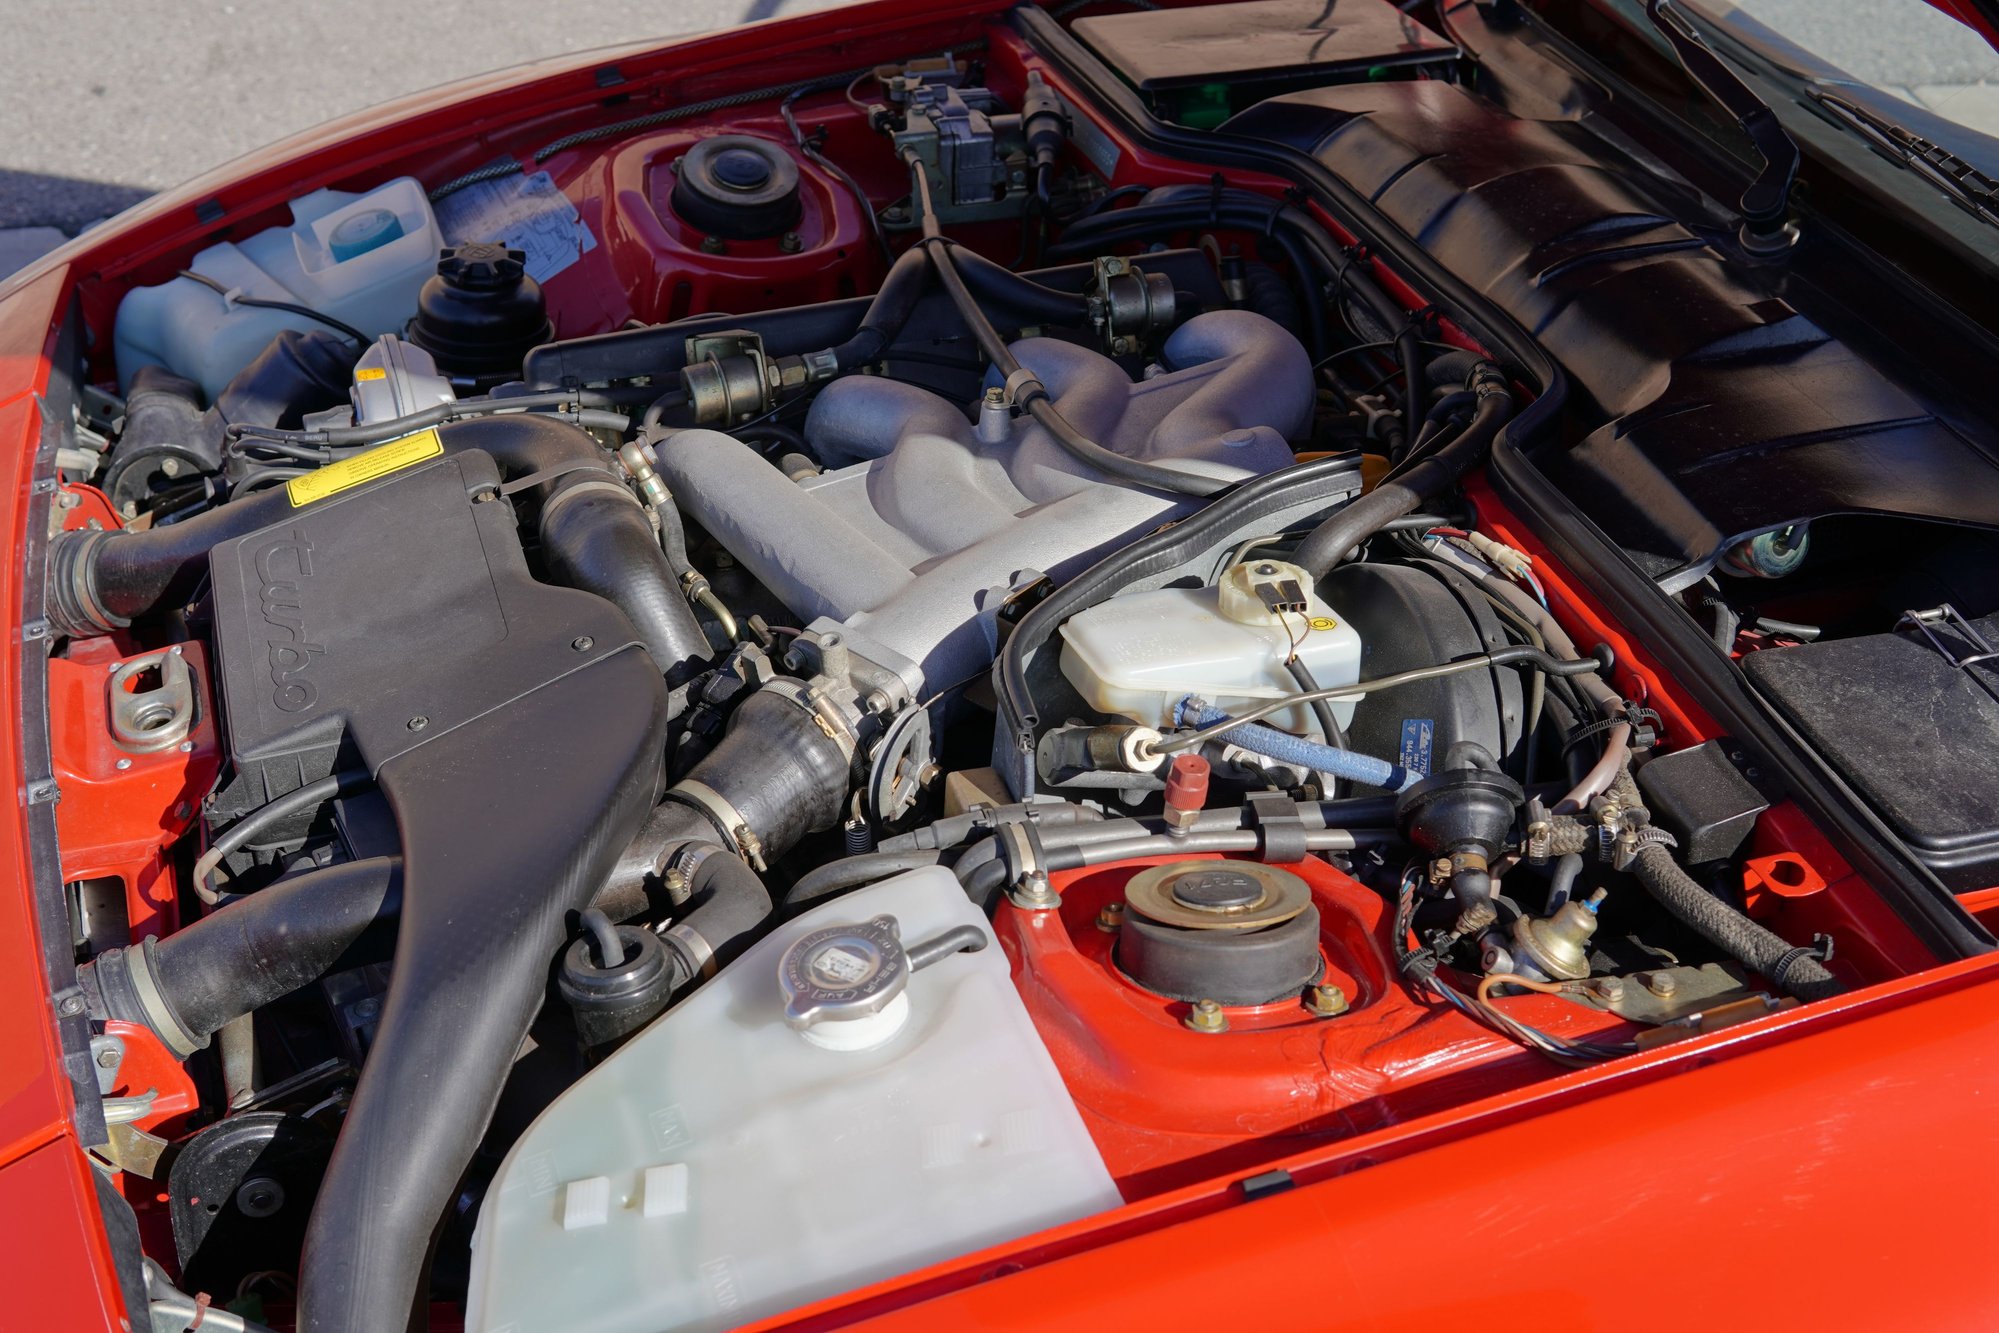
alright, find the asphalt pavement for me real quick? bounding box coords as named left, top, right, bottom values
left=0, top=0, right=842, bottom=244
left=2, top=0, right=1996, bottom=274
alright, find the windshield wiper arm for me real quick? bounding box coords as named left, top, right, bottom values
left=1645, top=0, right=1802, bottom=255
left=1809, top=90, right=1999, bottom=226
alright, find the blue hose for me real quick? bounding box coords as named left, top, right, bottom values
left=1176, top=698, right=1417, bottom=791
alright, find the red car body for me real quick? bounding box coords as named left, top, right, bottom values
left=7, top=1, right=1999, bottom=1327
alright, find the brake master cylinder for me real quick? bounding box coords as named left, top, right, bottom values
left=1058, top=558, right=1362, bottom=734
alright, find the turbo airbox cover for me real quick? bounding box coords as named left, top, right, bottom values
left=206, top=449, right=642, bottom=799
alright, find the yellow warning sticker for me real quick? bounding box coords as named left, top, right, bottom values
left=287, top=429, right=444, bottom=508
left=1308, top=616, right=1338, bottom=631
left=354, top=367, right=388, bottom=381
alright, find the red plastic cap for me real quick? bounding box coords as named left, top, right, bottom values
left=1164, top=753, right=1211, bottom=813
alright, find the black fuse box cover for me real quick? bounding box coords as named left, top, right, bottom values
left=204, top=450, right=640, bottom=823
left=1635, top=741, right=1768, bottom=865
left=1075, top=0, right=1458, bottom=128
left=1744, top=614, right=1999, bottom=891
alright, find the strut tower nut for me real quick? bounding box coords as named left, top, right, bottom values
left=1184, top=998, right=1229, bottom=1034
left=1307, top=983, right=1349, bottom=1017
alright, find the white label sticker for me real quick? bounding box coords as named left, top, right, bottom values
left=435, top=170, right=597, bottom=284
left=812, top=946, right=873, bottom=984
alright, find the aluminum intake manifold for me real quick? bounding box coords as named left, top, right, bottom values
left=653, top=309, right=1313, bottom=690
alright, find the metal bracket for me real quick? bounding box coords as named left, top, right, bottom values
left=998, top=820, right=1058, bottom=911
left=108, top=646, right=197, bottom=754
left=1898, top=604, right=1999, bottom=707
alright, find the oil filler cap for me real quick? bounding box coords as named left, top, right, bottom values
left=779, top=915, right=911, bottom=1050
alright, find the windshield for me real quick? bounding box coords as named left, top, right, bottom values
left=1696, top=0, right=1999, bottom=136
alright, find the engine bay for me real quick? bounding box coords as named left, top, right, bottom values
left=27, top=3, right=1999, bottom=1330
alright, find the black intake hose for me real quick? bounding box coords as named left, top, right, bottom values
left=1292, top=365, right=1512, bottom=579
left=47, top=415, right=709, bottom=680
left=592, top=684, right=852, bottom=922
left=829, top=247, right=930, bottom=372
left=79, top=858, right=401, bottom=1056
left=657, top=847, right=775, bottom=985
left=951, top=244, right=1091, bottom=324
left=1238, top=260, right=1304, bottom=335
left=663, top=687, right=852, bottom=857
left=782, top=849, right=950, bottom=909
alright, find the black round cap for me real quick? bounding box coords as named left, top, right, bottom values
left=669, top=136, right=802, bottom=240
left=407, top=242, right=553, bottom=384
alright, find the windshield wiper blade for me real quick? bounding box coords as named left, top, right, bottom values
left=1645, top=0, right=1802, bottom=256
left=1809, top=90, right=1999, bottom=226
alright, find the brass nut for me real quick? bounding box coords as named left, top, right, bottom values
left=1095, top=902, right=1126, bottom=934
left=1594, top=976, right=1627, bottom=1001
left=1645, top=971, right=1678, bottom=997
left=1307, top=983, right=1349, bottom=1017
left=1184, top=999, right=1228, bottom=1034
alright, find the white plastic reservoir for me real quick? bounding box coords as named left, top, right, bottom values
left=1060, top=557, right=1364, bottom=736
left=464, top=867, right=1120, bottom=1333
left=113, top=177, right=440, bottom=399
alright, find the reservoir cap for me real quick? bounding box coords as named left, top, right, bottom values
left=328, top=207, right=405, bottom=262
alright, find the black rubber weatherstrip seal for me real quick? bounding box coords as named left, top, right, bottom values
left=25, top=302, right=152, bottom=1319
left=1012, top=3, right=1991, bottom=961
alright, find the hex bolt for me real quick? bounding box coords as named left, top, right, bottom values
left=1646, top=971, right=1678, bottom=997
left=700, top=235, right=727, bottom=255
left=95, top=1047, right=119, bottom=1069
left=1095, top=902, right=1126, bottom=934
left=1011, top=873, right=1060, bottom=912
left=160, top=457, right=182, bottom=478
left=1307, top=983, right=1349, bottom=1017
left=1595, top=976, right=1627, bottom=1002
left=1184, top=999, right=1229, bottom=1034
left=779, top=232, right=803, bottom=253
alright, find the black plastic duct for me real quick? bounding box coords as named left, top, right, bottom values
left=295, top=652, right=665, bottom=1331
left=46, top=415, right=709, bottom=683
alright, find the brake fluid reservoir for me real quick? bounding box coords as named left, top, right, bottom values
left=464, top=867, right=1118, bottom=1333
left=113, top=177, right=440, bottom=398
left=1059, top=558, right=1363, bottom=735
